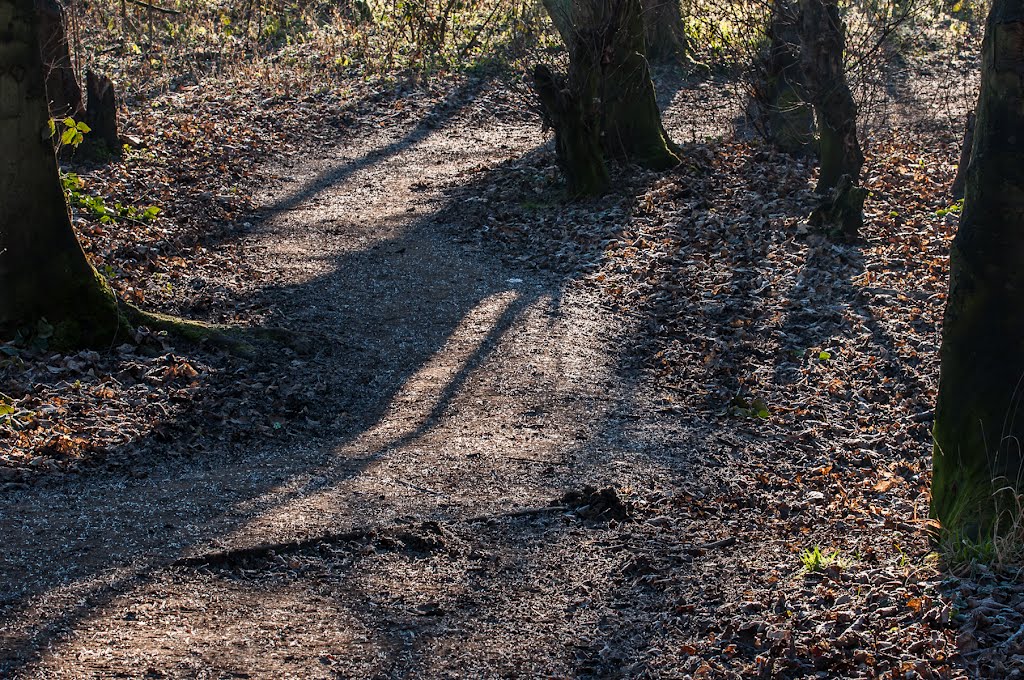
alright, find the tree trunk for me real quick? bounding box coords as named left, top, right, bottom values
left=932, top=0, right=1024, bottom=538
left=84, top=70, right=122, bottom=158
left=754, top=0, right=815, bottom=155
left=533, top=64, right=609, bottom=196
left=598, top=0, right=681, bottom=169
left=797, top=0, right=864, bottom=238
left=34, top=0, right=84, bottom=119
left=536, top=0, right=681, bottom=194
left=641, top=0, right=686, bottom=63
left=798, top=0, right=863, bottom=195
left=950, top=110, right=976, bottom=200
left=808, top=174, right=867, bottom=241
left=0, top=0, right=124, bottom=346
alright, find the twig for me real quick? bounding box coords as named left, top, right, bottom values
left=175, top=505, right=573, bottom=568
left=125, top=0, right=182, bottom=15
left=171, top=529, right=372, bottom=568
left=684, top=536, right=737, bottom=555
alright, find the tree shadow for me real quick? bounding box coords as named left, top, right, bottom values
left=0, top=103, right=537, bottom=675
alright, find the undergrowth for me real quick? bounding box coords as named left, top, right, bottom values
left=938, top=487, right=1024, bottom=579
left=72, top=0, right=555, bottom=100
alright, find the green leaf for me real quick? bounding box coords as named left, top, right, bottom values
left=819, top=351, right=832, bottom=361
left=62, top=116, right=76, bottom=129
left=76, top=121, right=91, bottom=134
left=61, top=128, right=77, bottom=146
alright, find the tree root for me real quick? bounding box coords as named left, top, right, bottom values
left=121, top=302, right=315, bottom=358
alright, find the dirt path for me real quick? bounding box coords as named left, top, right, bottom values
left=0, top=91, right=685, bottom=678
left=3, top=79, right=998, bottom=678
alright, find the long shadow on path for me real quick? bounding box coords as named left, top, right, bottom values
left=0, top=93, right=559, bottom=675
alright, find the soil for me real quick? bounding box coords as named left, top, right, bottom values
left=1, top=70, right=1022, bottom=679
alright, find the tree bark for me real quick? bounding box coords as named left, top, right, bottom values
left=598, top=0, right=681, bottom=169
left=533, top=64, right=609, bottom=196
left=796, top=0, right=865, bottom=238
left=754, top=0, right=815, bottom=155
left=536, top=0, right=681, bottom=194
left=808, top=174, right=866, bottom=241
left=34, top=0, right=84, bottom=119
left=932, top=0, right=1024, bottom=538
left=85, top=70, right=121, bottom=157
left=798, top=0, right=863, bottom=194
left=641, top=0, right=686, bottom=63
left=950, top=110, right=976, bottom=200
left=0, top=0, right=124, bottom=346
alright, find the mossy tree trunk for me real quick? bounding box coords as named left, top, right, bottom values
left=932, top=0, right=1024, bottom=538
left=641, top=0, right=687, bottom=63
left=753, top=0, right=815, bottom=156
left=598, top=0, right=681, bottom=169
left=0, top=0, right=125, bottom=346
left=798, top=0, right=863, bottom=195
left=798, top=0, right=865, bottom=238
left=536, top=0, right=681, bottom=195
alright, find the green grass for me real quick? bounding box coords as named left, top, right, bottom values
left=800, top=545, right=844, bottom=573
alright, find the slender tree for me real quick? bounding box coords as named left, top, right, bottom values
left=950, top=111, right=976, bottom=200
left=799, top=0, right=862, bottom=194
left=932, top=0, right=1024, bottom=537
left=753, top=0, right=815, bottom=156
left=642, top=0, right=687, bottom=63
left=34, top=0, right=83, bottom=118
left=799, top=0, right=865, bottom=239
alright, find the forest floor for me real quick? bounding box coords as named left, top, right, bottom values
left=2, top=60, right=1023, bottom=678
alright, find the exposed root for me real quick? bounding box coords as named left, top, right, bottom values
left=122, top=303, right=315, bottom=357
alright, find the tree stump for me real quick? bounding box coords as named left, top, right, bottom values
left=85, top=70, right=121, bottom=158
